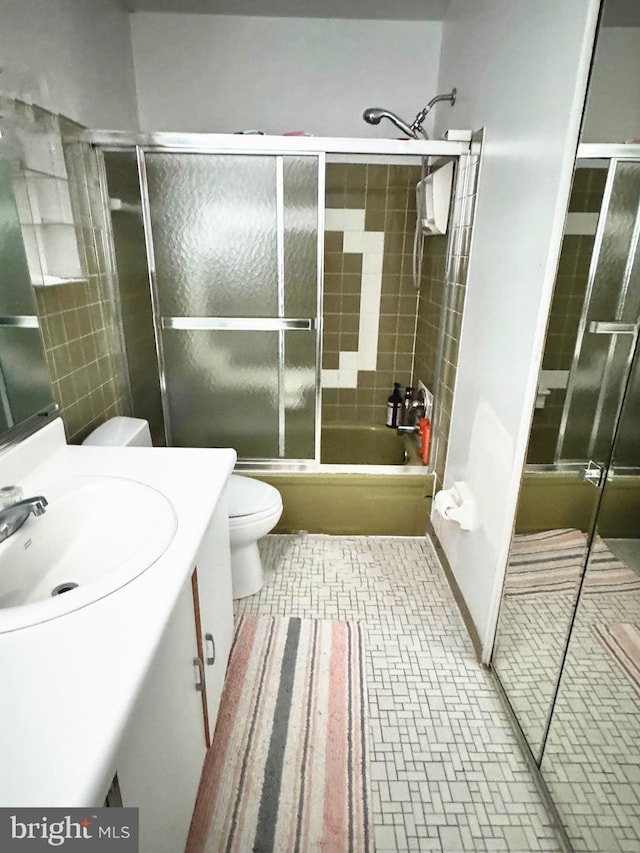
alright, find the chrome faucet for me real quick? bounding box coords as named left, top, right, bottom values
left=397, top=389, right=427, bottom=435
left=0, top=495, right=48, bottom=544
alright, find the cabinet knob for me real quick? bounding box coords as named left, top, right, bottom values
left=205, top=633, right=216, bottom=666
left=193, top=656, right=205, bottom=692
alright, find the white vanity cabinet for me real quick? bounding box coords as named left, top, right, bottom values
left=114, top=498, right=234, bottom=853
left=192, top=494, right=234, bottom=742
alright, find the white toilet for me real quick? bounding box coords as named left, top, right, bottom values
left=82, top=416, right=283, bottom=599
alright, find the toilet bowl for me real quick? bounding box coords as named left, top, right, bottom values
left=225, top=475, right=282, bottom=599
left=82, top=417, right=283, bottom=599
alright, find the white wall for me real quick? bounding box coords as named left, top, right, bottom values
left=431, top=0, right=600, bottom=659
left=582, top=27, right=640, bottom=142
left=130, top=13, right=443, bottom=137
left=0, top=0, right=138, bottom=129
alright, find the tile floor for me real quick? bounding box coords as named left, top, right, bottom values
left=493, top=534, right=640, bottom=852
left=537, top=579, right=640, bottom=853
left=235, top=534, right=563, bottom=853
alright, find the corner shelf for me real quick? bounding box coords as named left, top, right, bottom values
left=31, top=275, right=87, bottom=288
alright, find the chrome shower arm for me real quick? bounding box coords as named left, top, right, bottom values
left=411, top=88, right=457, bottom=136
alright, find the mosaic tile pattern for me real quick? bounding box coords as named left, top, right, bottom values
left=237, top=535, right=562, bottom=852
left=540, top=580, right=640, bottom=853
left=493, top=587, right=579, bottom=756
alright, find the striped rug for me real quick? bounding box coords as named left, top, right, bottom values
left=503, top=529, right=586, bottom=596
left=503, top=529, right=640, bottom=597
left=595, top=622, right=640, bottom=697
left=186, top=615, right=372, bottom=853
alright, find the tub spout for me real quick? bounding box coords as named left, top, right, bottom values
left=397, top=424, right=420, bottom=435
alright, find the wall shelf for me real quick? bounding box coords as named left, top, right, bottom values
left=31, top=275, right=87, bottom=288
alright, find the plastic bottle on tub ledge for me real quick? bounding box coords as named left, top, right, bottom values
left=386, top=383, right=403, bottom=428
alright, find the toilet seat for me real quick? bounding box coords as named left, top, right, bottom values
left=226, top=475, right=282, bottom=519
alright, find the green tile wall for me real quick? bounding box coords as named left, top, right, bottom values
left=414, top=151, right=480, bottom=483
left=27, top=115, right=128, bottom=443
left=322, top=151, right=479, bottom=480
left=322, top=161, right=421, bottom=426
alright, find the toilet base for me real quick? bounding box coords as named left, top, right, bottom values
left=231, top=541, right=265, bottom=599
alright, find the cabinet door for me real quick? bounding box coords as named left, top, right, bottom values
left=116, top=575, right=206, bottom=853
left=194, top=495, right=234, bottom=739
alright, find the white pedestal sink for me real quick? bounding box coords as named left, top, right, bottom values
left=0, top=475, right=177, bottom=633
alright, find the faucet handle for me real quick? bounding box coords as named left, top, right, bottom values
left=0, top=485, right=24, bottom=510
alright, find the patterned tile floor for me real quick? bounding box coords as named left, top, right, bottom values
left=493, top=535, right=640, bottom=852
left=235, top=534, right=563, bottom=853
left=537, top=582, right=640, bottom=853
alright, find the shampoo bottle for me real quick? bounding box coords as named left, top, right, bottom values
left=403, top=386, right=414, bottom=425
left=386, top=382, right=403, bottom=428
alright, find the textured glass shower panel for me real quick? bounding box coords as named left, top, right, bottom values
left=283, top=156, right=318, bottom=317
left=0, top=327, right=52, bottom=423
left=145, top=154, right=278, bottom=318
left=0, top=159, right=38, bottom=314
left=103, top=151, right=165, bottom=445
left=612, top=340, right=640, bottom=467
left=559, top=161, right=640, bottom=461
left=161, top=329, right=279, bottom=456
left=284, top=330, right=316, bottom=459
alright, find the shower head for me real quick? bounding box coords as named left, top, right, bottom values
left=362, top=89, right=457, bottom=140
left=362, top=108, right=418, bottom=139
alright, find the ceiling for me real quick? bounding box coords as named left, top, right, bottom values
left=121, top=0, right=452, bottom=20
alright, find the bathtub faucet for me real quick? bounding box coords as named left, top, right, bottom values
left=397, top=398, right=426, bottom=435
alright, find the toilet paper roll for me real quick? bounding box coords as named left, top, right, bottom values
left=433, top=488, right=459, bottom=518
left=433, top=482, right=477, bottom=531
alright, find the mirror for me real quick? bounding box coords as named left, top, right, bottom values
left=0, top=155, right=55, bottom=441
left=492, top=1, right=640, bottom=848
left=540, top=320, right=640, bottom=852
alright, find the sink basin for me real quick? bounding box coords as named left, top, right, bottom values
left=0, top=475, right=178, bottom=633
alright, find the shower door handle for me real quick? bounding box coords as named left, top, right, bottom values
left=588, top=321, right=639, bottom=336
left=162, top=317, right=315, bottom=331
left=579, top=460, right=605, bottom=488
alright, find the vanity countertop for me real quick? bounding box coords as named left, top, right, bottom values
left=0, top=419, right=236, bottom=807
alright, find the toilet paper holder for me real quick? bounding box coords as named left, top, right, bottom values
left=433, top=481, right=478, bottom=531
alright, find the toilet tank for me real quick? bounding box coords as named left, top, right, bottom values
left=82, top=417, right=152, bottom=447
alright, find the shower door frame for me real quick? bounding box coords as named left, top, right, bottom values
left=554, top=143, right=640, bottom=470
left=86, top=131, right=471, bottom=469
left=136, top=146, right=324, bottom=463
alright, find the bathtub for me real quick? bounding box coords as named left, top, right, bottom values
left=518, top=467, right=640, bottom=537
left=321, top=423, right=408, bottom=465
left=242, top=423, right=433, bottom=536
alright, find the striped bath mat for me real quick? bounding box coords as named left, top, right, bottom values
left=186, top=615, right=372, bottom=853
left=503, top=529, right=640, bottom=597
left=595, top=622, right=640, bottom=697
left=503, top=529, right=587, bottom=596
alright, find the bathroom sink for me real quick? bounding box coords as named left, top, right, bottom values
left=0, top=475, right=178, bottom=633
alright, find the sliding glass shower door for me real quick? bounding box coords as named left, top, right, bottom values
left=142, top=151, right=320, bottom=460
left=556, top=160, right=640, bottom=463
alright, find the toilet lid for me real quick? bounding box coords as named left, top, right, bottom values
left=226, top=475, right=282, bottom=518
